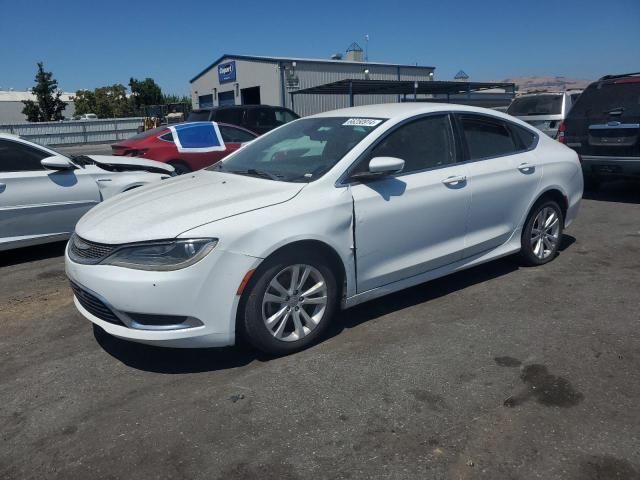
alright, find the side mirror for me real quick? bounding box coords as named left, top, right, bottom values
left=351, top=156, right=405, bottom=181
left=41, top=155, right=75, bottom=171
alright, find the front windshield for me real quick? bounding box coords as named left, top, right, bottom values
left=208, top=117, right=385, bottom=182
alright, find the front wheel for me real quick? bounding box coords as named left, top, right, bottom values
left=520, top=200, right=564, bottom=266
left=240, top=251, right=338, bottom=355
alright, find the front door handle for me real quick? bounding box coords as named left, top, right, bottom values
left=442, top=175, right=467, bottom=186
left=0, top=182, right=5, bottom=193
left=518, top=163, right=535, bottom=173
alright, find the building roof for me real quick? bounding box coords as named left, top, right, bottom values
left=289, top=79, right=516, bottom=96
left=190, top=54, right=436, bottom=83
left=0, top=90, right=75, bottom=102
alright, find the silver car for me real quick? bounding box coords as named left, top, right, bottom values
left=507, top=91, right=582, bottom=138
left=0, top=133, right=174, bottom=251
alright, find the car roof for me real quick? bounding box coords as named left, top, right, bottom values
left=309, top=102, right=520, bottom=122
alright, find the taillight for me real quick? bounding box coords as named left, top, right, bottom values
left=557, top=121, right=566, bottom=143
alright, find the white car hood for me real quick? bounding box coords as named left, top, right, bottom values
left=87, top=155, right=175, bottom=174
left=75, top=170, right=305, bottom=244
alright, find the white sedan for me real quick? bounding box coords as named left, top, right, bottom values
left=65, top=104, right=583, bottom=355
left=0, top=134, right=174, bottom=251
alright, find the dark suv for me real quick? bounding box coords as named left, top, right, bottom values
left=559, top=72, right=640, bottom=188
left=187, top=105, right=299, bottom=135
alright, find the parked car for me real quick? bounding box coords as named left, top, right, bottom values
left=187, top=105, right=299, bottom=135
left=558, top=72, right=640, bottom=189
left=507, top=91, right=582, bottom=138
left=75, top=113, right=98, bottom=120
left=0, top=133, right=174, bottom=251
left=66, top=103, right=583, bottom=355
left=111, top=123, right=258, bottom=174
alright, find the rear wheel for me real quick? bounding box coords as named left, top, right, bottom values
left=240, top=251, right=338, bottom=356
left=168, top=160, right=192, bottom=175
left=520, top=200, right=564, bottom=266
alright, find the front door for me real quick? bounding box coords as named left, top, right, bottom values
left=350, top=114, right=470, bottom=293
left=0, top=139, right=100, bottom=245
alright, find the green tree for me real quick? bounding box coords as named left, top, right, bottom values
left=129, top=77, right=163, bottom=109
left=73, top=84, right=134, bottom=118
left=72, top=89, right=96, bottom=116
left=22, top=62, right=67, bottom=122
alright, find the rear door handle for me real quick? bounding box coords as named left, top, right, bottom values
left=518, top=163, right=535, bottom=173
left=0, top=182, right=5, bottom=193
left=442, top=175, right=467, bottom=186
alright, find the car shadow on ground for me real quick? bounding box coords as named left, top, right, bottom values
left=583, top=179, right=640, bottom=204
left=0, top=241, right=68, bottom=268
left=96, top=236, right=575, bottom=374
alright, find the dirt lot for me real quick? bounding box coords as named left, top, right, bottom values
left=1, top=182, right=639, bottom=480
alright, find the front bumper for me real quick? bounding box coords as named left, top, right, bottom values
left=65, top=243, right=261, bottom=348
left=581, top=155, right=640, bottom=178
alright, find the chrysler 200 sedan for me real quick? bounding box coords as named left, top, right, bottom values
left=65, top=104, right=583, bottom=355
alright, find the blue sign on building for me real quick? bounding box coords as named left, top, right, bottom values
left=218, top=61, right=236, bottom=83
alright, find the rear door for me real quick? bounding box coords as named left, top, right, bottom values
left=0, top=139, right=100, bottom=245
left=456, top=114, right=542, bottom=258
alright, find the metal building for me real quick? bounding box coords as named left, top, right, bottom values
left=0, top=90, right=75, bottom=124
left=189, top=54, right=436, bottom=117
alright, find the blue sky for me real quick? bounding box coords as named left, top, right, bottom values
left=1, top=0, right=638, bottom=94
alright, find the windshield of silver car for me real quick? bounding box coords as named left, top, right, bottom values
left=208, top=117, right=386, bottom=182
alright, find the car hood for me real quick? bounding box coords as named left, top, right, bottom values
left=87, top=155, right=174, bottom=174
left=75, top=170, right=305, bottom=244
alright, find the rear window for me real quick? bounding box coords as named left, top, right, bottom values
left=187, top=110, right=212, bottom=122
left=568, top=80, right=640, bottom=120
left=508, top=94, right=563, bottom=116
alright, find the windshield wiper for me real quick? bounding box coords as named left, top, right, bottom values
left=225, top=168, right=282, bottom=181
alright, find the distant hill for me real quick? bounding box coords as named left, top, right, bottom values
left=501, top=76, right=592, bottom=93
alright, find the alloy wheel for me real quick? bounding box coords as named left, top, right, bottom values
left=261, top=264, right=328, bottom=342
left=530, top=207, right=561, bottom=260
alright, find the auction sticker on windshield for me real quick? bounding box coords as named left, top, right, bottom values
left=342, top=118, right=383, bottom=127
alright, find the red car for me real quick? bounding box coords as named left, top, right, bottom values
left=111, top=123, right=258, bottom=174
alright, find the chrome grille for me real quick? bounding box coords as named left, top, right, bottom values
left=68, top=234, right=117, bottom=264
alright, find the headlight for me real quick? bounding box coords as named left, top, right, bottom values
left=102, top=239, right=217, bottom=271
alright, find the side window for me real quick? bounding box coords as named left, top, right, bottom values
left=219, top=126, right=256, bottom=143
left=275, top=109, right=297, bottom=125
left=214, top=108, right=243, bottom=126
left=509, top=123, right=537, bottom=150
left=458, top=115, right=519, bottom=160
left=0, top=139, right=48, bottom=172
left=364, top=114, right=454, bottom=174
left=159, top=132, right=174, bottom=142
left=248, top=108, right=277, bottom=129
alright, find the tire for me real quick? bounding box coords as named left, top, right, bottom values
left=168, top=160, right=191, bottom=175
left=520, top=199, right=564, bottom=266
left=240, top=250, right=339, bottom=356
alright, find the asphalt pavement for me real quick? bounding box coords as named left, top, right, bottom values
left=0, top=181, right=639, bottom=479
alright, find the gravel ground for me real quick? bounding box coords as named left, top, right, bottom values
left=0, top=181, right=639, bottom=480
